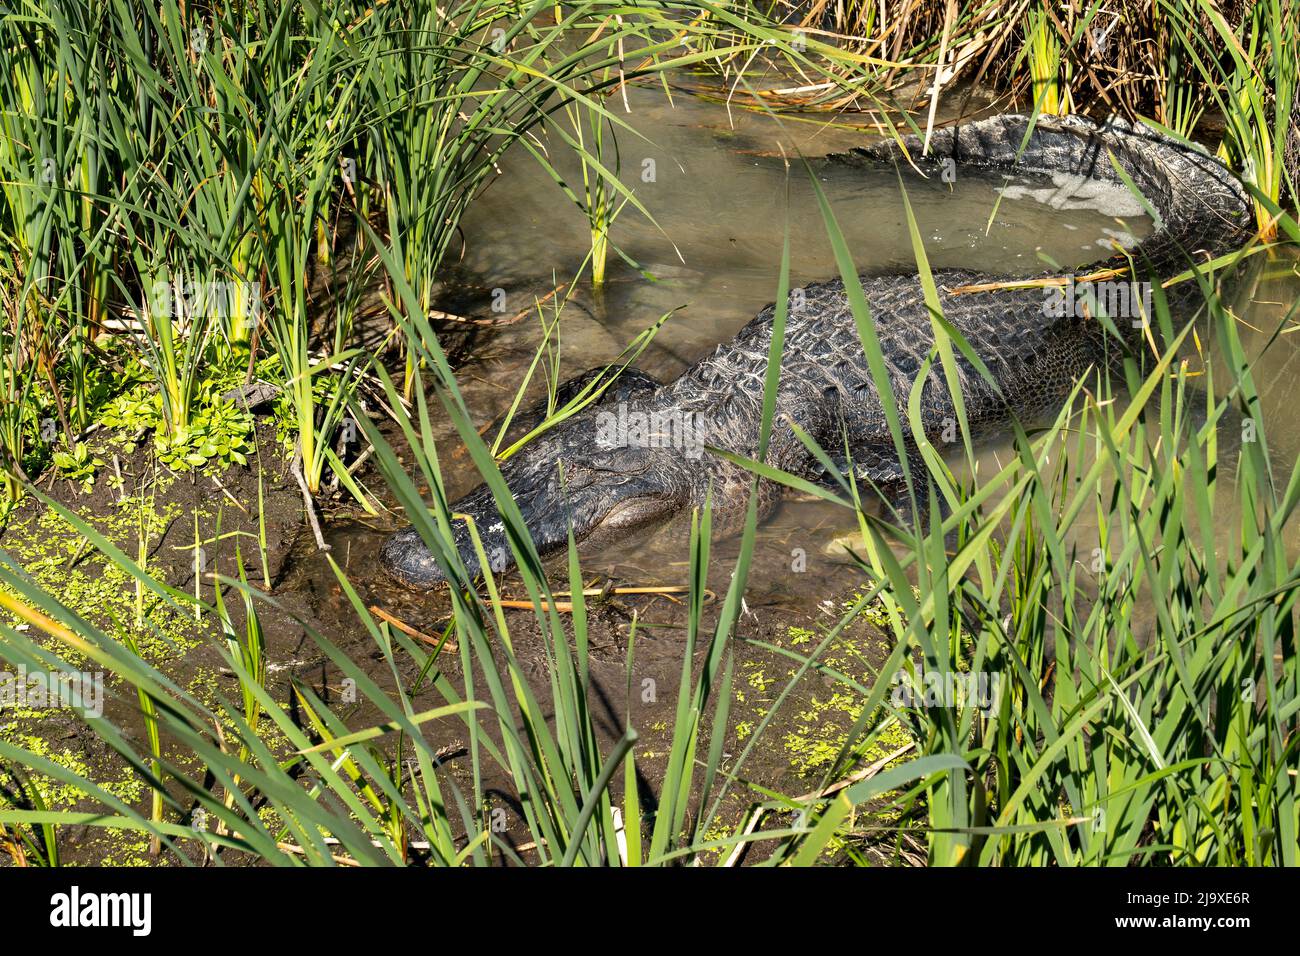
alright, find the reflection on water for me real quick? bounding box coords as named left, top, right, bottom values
left=430, top=82, right=1300, bottom=608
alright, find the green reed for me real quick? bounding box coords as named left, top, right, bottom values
left=2, top=0, right=1295, bottom=870
left=0, top=0, right=868, bottom=866
left=749, top=155, right=1300, bottom=866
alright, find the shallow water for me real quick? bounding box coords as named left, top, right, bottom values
left=384, top=82, right=1300, bottom=610
left=456, top=86, right=1155, bottom=350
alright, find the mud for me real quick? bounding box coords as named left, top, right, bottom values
left=0, top=424, right=307, bottom=864
left=0, top=370, right=904, bottom=866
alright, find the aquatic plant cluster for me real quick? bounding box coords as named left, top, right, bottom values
left=0, top=0, right=828, bottom=516
left=0, top=0, right=1297, bottom=869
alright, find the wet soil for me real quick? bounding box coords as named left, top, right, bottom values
left=0, top=424, right=307, bottom=865
left=0, top=360, right=906, bottom=866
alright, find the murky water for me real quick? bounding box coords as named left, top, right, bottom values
left=394, top=81, right=1300, bottom=609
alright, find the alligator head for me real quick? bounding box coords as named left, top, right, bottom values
left=380, top=426, right=695, bottom=591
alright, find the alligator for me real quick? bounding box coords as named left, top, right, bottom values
left=381, top=112, right=1262, bottom=590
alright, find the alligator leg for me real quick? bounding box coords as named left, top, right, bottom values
left=879, top=475, right=945, bottom=530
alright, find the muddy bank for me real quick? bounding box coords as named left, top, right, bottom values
left=286, top=512, right=910, bottom=857
left=0, top=423, right=308, bottom=865
left=0, top=390, right=907, bottom=865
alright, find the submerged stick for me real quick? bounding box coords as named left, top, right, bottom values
left=291, top=452, right=330, bottom=552
left=368, top=605, right=458, bottom=653
left=488, top=584, right=715, bottom=613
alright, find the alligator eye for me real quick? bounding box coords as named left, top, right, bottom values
left=589, top=448, right=653, bottom=474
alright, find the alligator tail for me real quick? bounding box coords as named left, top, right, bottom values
left=840, top=113, right=1256, bottom=279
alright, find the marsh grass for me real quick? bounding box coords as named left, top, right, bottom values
left=757, top=152, right=1300, bottom=865
left=0, top=0, right=845, bottom=512
left=0, top=0, right=871, bottom=867
left=4, top=157, right=1297, bottom=863
left=1169, top=0, right=1299, bottom=236
left=1, top=1, right=1298, bottom=867
left=775, top=0, right=1299, bottom=213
